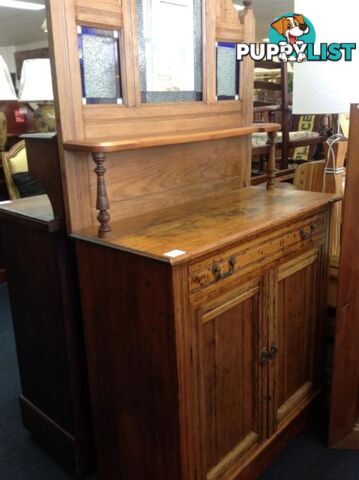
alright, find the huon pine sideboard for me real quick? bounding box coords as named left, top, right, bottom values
left=45, top=0, right=339, bottom=477
left=71, top=182, right=338, bottom=479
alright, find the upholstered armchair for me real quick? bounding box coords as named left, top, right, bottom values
left=1, top=140, right=28, bottom=200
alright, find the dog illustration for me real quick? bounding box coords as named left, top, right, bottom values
left=271, top=14, right=309, bottom=44
left=271, top=14, right=309, bottom=62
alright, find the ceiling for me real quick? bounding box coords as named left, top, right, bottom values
left=0, top=0, right=47, bottom=47
left=0, top=0, right=293, bottom=47
left=235, top=0, right=294, bottom=41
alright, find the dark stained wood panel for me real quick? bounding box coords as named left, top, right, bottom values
left=0, top=217, right=93, bottom=474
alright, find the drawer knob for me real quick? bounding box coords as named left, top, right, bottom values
left=212, top=256, right=236, bottom=282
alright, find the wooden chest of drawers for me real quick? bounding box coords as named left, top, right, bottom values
left=73, top=187, right=338, bottom=480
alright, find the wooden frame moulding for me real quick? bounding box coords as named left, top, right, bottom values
left=48, top=0, right=254, bottom=137
left=74, top=0, right=124, bottom=29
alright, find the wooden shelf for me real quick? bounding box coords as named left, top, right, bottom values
left=63, top=123, right=281, bottom=154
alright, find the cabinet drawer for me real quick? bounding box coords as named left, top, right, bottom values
left=189, top=211, right=327, bottom=294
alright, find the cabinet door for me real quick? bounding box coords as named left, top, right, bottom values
left=194, top=278, right=268, bottom=480
left=270, top=248, right=325, bottom=432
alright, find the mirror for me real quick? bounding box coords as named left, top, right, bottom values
left=136, top=0, right=202, bottom=103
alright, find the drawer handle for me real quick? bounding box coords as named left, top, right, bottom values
left=300, top=222, right=318, bottom=241
left=212, top=256, right=236, bottom=282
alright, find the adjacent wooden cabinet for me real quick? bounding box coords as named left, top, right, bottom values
left=74, top=187, right=336, bottom=480
left=0, top=134, right=94, bottom=476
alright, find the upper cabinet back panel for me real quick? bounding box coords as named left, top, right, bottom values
left=46, top=0, right=255, bottom=231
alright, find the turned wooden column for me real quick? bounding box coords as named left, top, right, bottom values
left=92, top=152, right=111, bottom=237
left=267, top=131, right=277, bottom=190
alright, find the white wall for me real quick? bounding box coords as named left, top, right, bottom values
left=14, top=40, right=48, bottom=53
left=293, top=0, right=359, bottom=114
left=0, top=46, right=16, bottom=73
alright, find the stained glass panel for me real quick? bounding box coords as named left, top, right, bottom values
left=136, top=0, right=202, bottom=103
left=216, top=42, right=240, bottom=101
left=78, top=26, right=122, bottom=104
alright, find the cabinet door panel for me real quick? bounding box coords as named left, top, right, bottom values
left=273, top=248, right=323, bottom=429
left=196, top=280, right=266, bottom=479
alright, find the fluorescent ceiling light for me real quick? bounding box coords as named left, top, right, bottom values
left=0, top=0, right=45, bottom=10
left=234, top=4, right=245, bottom=11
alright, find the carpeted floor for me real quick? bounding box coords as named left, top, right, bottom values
left=1, top=282, right=359, bottom=479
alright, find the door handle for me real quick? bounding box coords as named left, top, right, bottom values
left=260, top=344, right=278, bottom=365
left=260, top=349, right=270, bottom=365
left=268, top=343, right=278, bottom=360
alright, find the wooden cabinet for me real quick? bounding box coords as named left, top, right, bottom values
left=191, top=245, right=328, bottom=480
left=0, top=131, right=94, bottom=476
left=73, top=187, right=336, bottom=480
left=0, top=196, right=94, bottom=475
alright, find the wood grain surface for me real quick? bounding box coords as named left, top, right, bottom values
left=72, top=187, right=340, bottom=263
left=64, top=124, right=281, bottom=153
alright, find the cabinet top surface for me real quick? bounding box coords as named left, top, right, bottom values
left=0, top=195, right=63, bottom=231
left=72, top=187, right=339, bottom=264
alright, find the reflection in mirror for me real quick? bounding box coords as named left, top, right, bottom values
left=216, top=42, right=240, bottom=101
left=136, top=0, right=202, bottom=103
left=0, top=1, right=55, bottom=137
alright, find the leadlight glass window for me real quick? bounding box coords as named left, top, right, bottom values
left=216, top=42, right=240, bottom=101
left=136, top=0, right=202, bottom=103
left=77, top=26, right=122, bottom=105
